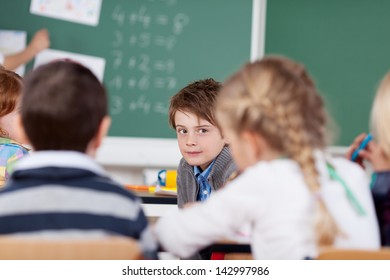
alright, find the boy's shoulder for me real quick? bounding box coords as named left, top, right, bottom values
left=212, top=146, right=236, bottom=178
left=5, top=151, right=138, bottom=201
left=5, top=165, right=140, bottom=202
left=215, top=146, right=235, bottom=164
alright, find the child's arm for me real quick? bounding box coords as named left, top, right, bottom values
left=3, top=29, right=50, bottom=70
left=347, top=133, right=390, bottom=172
left=153, top=183, right=253, bottom=258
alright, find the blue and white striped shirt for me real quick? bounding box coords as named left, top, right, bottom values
left=0, top=151, right=157, bottom=259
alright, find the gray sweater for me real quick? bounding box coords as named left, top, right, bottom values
left=177, top=146, right=236, bottom=208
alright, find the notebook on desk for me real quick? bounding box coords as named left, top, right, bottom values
left=153, top=185, right=177, bottom=197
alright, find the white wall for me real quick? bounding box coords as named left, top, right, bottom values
left=96, top=137, right=181, bottom=185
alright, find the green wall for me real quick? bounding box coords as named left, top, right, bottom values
left=266, top=0, right=390, bottom=145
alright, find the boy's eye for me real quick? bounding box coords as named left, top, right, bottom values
left=177, top=128, right=187, bottom=134
left=198, top=128, right=208, bottom=134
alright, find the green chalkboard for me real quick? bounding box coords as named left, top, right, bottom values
left=265, top=0, right=390, bottom=146
left=0, top=0, right=252, bottom=138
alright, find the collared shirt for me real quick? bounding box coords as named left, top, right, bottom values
left=0, top=137, right=29, bottom=187
left=194, top=160, right=215, bottom=201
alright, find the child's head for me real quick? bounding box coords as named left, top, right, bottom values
left=168, top=78, right=226, bottom=170
left=21, top=60, right=110, bottom=155
left=371, top=72, right=390, bottom=159
left=216, top=55, right=337, bottom=245
left=0, top=66, right=23, bottom=142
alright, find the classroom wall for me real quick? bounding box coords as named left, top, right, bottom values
left=96, top=137, right=181, bottom=185
left=265, top=0, right=390, bottom=146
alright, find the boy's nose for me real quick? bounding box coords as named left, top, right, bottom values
left=186, top=133, right=197, bottom=146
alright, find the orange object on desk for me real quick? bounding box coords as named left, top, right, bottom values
left=125, top=185, right=150, bottom=192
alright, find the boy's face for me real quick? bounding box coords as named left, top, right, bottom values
left=174, top=110, right=225, bottom=170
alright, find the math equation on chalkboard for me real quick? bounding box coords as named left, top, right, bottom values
left=107, top=0, right=189, bottom=117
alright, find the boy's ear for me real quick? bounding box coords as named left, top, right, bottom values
left=15, top=114, right=30, bottom=145
left=95, top=116, right=111, bottom=149
left=86, top=116, right=111, bottom=157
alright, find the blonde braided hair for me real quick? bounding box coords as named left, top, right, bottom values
left=217, top=55, right=339, bottom=246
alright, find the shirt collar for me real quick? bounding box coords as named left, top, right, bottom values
left=0, top=137, right=30, bottom=150
left=194, top=159, right=216, bottom=179
left=0, top=137, right=14, bottom=145
left=14, top=150, right=107, bottom=176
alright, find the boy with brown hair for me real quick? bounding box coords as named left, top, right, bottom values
left=0, top=61, right=157, bottom=259
left=168, top=78, right=236, bottom=208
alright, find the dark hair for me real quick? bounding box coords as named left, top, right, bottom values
left=0, top=66, right=23, bottom=117
left=22, top=61, right=107, bottom=152
left=168, top=78, right=221, bottom=128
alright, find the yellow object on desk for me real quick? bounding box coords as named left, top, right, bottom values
left=157, top=169, right=177, bottom=189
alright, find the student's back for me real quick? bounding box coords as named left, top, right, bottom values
left=0, top=61, right=157, bottom=259
left=315, top=154, right=378, bottom=249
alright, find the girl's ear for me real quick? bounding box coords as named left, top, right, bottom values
left=223, top=134, right=230, bottom=145
left=241, top=130, right=266, bottom=160
left=219, top=127, right=230, bottom=145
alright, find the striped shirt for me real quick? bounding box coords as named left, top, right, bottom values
left=0, top=151, right=157, bottom=259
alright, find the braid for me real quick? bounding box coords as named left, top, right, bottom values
left=283, top=119, right=339, bottom=246
left=267, top=61, right=340, bottom=246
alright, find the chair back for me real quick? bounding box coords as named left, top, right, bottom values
left=0, top=236, right=142, bottom=260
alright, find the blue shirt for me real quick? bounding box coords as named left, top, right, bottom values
left=194, top=160, right=215, bottom=201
